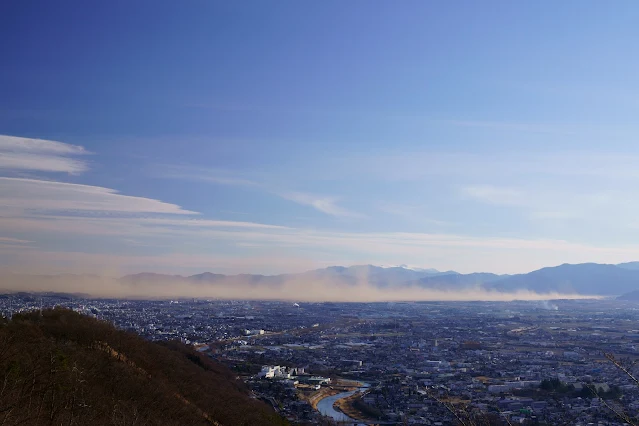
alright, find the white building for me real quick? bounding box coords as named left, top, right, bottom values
left=258, top=365, right=287, bottom=379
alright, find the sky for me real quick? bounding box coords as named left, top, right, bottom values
left=2, top=1, right=639, bottom=276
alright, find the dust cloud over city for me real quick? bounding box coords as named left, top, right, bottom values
left=0, top=271, right=600, bottom=302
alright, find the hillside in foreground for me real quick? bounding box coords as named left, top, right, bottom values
left=0, top=308, right=287, bottom=426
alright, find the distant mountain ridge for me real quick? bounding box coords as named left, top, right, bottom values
left=118, top=263, right=639, bottom=296
left=6, top=263, right=639, bottom=298
left=121, top=264, right=462, bottom=288
left=617, top=290, right=639, bottom=301
left=617, top=262, right=639, bottom=271
left=414, top=272, right=504, bottom=290
left=489, top=263, right=639, bottom=295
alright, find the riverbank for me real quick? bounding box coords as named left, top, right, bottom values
left=334, top=392, right=381, bottom=423
left=306, top=387, right=341, bottom=409
left=313, top=381, right=370, bottom=423
left=301, top=379, right=362, bottom=409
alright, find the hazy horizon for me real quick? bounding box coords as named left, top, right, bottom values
left=0, top=261, right=624, bottom=302
left=0, top=260, right=635, bottom=278
left=0, top=272, right=603, bottom=302
left=3, top=2, right=639, bottom=295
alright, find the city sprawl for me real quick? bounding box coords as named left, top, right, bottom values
left=3, top=294, right=639, bottom=425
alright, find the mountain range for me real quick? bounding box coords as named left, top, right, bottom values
left=6, top=262, right=639, bottom=298
left=120, top=262, right=639, bottom=296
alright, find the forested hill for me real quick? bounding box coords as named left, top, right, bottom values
left=0, top=308, right=288, bottom=426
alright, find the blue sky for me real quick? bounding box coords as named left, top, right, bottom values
left=2, top=1, right=639, bottom=275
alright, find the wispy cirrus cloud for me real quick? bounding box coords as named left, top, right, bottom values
left=0, top=216, right=289, bottom=242
left=156, top=164, right=362, bottom=218
left=529, top=210, right=580, bottom=220
left=2, top=214, right=639, bottom=275
left=459, top=183, right=585, bottom=220
left=0, top=175, right=288, bottom=244
left=439, top=119, right=578, bottom=135
left=0, top=169, right=637, bottom=275
left=377, top=203, right=451, bottom=226
left=460, top=185, right=526, bottom=206
left=277, top=191, right=363, bottom=218
left=342, top=151, right=639, bottom=183
left=159, top=165, right=259, bottom=187
left=0, top=177, right=198, bottom=215
left=0, top=135, right=89, bottom=174
left=0, top=236, right=31, bottom=244
left=458, top=183, right=639, bottom=233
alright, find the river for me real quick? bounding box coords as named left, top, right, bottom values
left=316, top=382, right=369, bottom=424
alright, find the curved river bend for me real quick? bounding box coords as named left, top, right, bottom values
left=316, top=382, right=369, bottom=424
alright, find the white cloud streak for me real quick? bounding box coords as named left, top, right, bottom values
left=157, top=165, right=362, bottom=218
left=0, top=135, right=89, bottom=174
left=159, top=165, right=259, bottom=187
left=2, top=205, right=639, bottom=275
left=278, top=191, right=363, bottom=218
left=377, top=203, right=450, bottom=226
left=460, top=185, right=526, bottom=205
left=0, top=237, right=31, bottom=244
left=0, top=178, right=198, bottom=215
left=2, top=144, right=639, bottom=277
left=342, top=151, right=639, bottom=183
left=0, top=135, right=87, bottom=154
left=459, top=183, right=639, bottom=229
left=2, top=173, right=638, bottom=275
